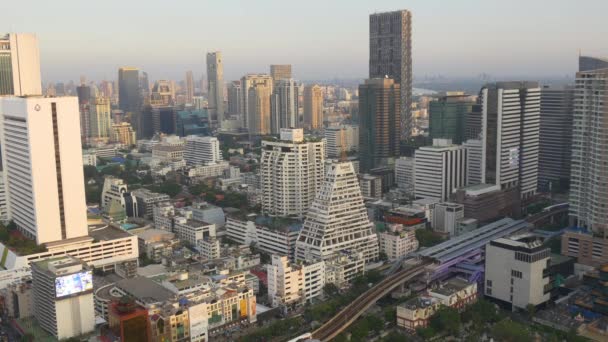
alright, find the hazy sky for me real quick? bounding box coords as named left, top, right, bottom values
left=3, top=0, right=608, bottom=83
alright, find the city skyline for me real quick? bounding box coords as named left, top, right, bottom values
left=2, top=0, right=607, bottom=82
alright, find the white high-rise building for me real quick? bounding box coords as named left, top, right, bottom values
left=206, top=52, right=224, bottom=124
left=0, top=33, right=42, bottom=96
left=260, top=128, right=325, bottom=218
left=271, top=78, right=299, bottom=134
left=295, top=161, right=379, bottom=263
left=0, top=97, right=88, bottom=244
left=414, top=139, right=467, bottom=202
left=184, top=136, right=222, bottom=166
left=480, top=82, right=540, bottom=199
left=267, top=255, right=303, bottom=308
left=324, top=125, right=359, bottom=158
left=570, top=68, right=608, bottom=235
left=395, top=156, right=415, bottom=194
left=463, top=139, right=483, bottom=186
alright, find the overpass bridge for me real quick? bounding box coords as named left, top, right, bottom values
left=311, top=260, right=431, bottom=341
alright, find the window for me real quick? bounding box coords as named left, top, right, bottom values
left=486, top=279, right=493, bottom=287
left=486, top=288, right=492, bottom=295
left=511, top=270, right=523, bottom=279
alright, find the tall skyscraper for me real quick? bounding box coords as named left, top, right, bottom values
left=270, top=64, right=292, bottom=81
left=369, top=10, right=412, bottom=139
left=303, top=85, right=323, bottom=130
left=271, top=78, right=299, bottom=134
left=90, top=96, right=112, bottom=139
left=185, top=70, right=195, bottom=104
left=579, top=55, right=608, bottom=72
left=241, top=74, right=273, bottom=133
left=538, top=86, right=574, bottom=192
left=414, top=139, right=468, bottom=201
left=359, top=78, right=401, bottom=172
left=429, top=93, right=474, bottom=144
left=0, top=33, right=42, bottom=96
left=76, top=84, right=92, bottom=144
left=569, top=68, right=608, bottom=235
left=295, top=161, right=379, bottom=263
left=0, top=97, right=88, bottom=244
left=206, top=52, right=224, bottom=123
left=227, top=80, right=242, bottom=116
left=480, top=82, right=541, bottom=200
left=118, top=67, right=140, bottom=112
left=260, top=128, right=325, bottom=218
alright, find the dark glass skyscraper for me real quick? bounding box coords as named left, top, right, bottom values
left=118, top=67, right=140, bottom=113
left=369, top=10, right=412, bottom=139
left=429, top=93, right=474, bottom=145
left=359, top=78, right=401, bottom=172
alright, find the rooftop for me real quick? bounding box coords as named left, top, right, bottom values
left=430, top=277, right=473, bottom=297
left=402, top=296, right=439, bottom=310
left=115, top=276, right=175, bottom=305
left=89, top=224, right=133, bottom=241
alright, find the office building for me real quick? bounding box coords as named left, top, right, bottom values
left=89, top=96, right=112, bottom=139
left=241, top=74, right=273, bottom=129
left=118, top=67, right=140, bottom=112
left=429, top=93, right=474, bottom=144
left=295, top=161, right=379, bottom=263
left=414, top=139, right=467, bottom=202
left=260, top=128, right=325, bottom=217
left=271, top=78, right=299, bottom=133
left=207, top=52, right=224, bottom=123
left=31, top=256, right=95, bottom=339
left=395, top=156, right=415, bottom=194
left=378, top=224, right=419, bottom=260
left=359, top=78, right=401, bottom=172
left=538, top=86, right=574, bottom=192
left=485, top=235, right=551, bottom=309
left=452, top=184, right=520, bottom=225
left=172, top=217, right=216, bottom=246
left=463, top=139, right=483, bottom=186
left=369, top=10, right=412, bottom=139
left=570, top=68, right=608, bottom=235
left=432, top=202, right=464, bottom=237
left=324, top=125, right=358, bottom=158
left=270, top=64, right=292, bottom=81
left=303, top=84, right=323, bottom=130
left=480, top=82, right=540, bottom=200
left=112, top=122, right=137, bottom=146
left=0, top=33, right=41, bottom=96
left=185, top=70, right=194, bottom=104
left=561, top=229, right=608, bottom=267
left=184, top=135, right=222, bottom=166
left=131, top=189, right=170, bottom=219
left=227, top=80, right=242, bottom=117
left=0, top=97, right=88, bottom=244
left=579, top=55, right=608, bottom=72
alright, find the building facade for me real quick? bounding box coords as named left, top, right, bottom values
left=0, top=33, right=41, bottom=96
left=303, top=85, right=323, bottom=130
left=271, top=78, right=299, bottom=133
left=414, top=139, right=467, bottom=202
left=184, top=135, right=222, bottom=166
left=207, top=52, right=224, bottom=124
left=118, top=67, right=140, bottom=112
left=428, top=93, right=474, bottom=144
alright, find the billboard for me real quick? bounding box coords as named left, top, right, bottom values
left=55, top=271, right=93, bottom=298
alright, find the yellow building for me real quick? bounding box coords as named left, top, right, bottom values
left=112, top=122, right=136, bottom=146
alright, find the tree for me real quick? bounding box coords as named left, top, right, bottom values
left=491, top=319, right=532, bottom=342
left=384, top=307, right=396, bottom=324
left=415, top=228, right=444, bottom=247
left=366, top=314, right=384, bottom=333
left=416, top=327, right=436, bottom=340
left=379, top=251, right=388, bottom=261
left=431, top=305, right=461, bottom=336
left=526, top=303, right=536, bottom=320
left=383, top=331, right=411, bottom=342
left=323, top=283, right=340, bottom=297
left=350, top=317, right=370, bottom=341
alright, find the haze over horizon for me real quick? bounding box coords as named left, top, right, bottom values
left=2, top=0, right=607, bottom=83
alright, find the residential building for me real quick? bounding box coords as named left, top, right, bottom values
left=267, top=255, right=303, bottom=308
left=395, top=156, right=414, bottom=194
left=271, top=78, right=299, bottom=133
left=198, top=237, right=220, bottom=260
left=270, top=64, right=292, bottom=81
left=485, top=235, right=551, bottom=309
left=151, top=136, right=185, bottom=163
left=131, top=189, right=170, bottom=219
left=378, top=224, right=419, bottom=260
left=324, top=125, right=358, bottom=158
left=185, top=70, right=194, bottom=104
left=134, top=228, right=178, bottom=262
left=76, top=85, right=92, bottom=143
left=207, top=52, right=224, bottom=123
left=89, top=96, right=112, bottom=139
left=359, top=78, right=401, bottom=172
left=153, top=201, right=175, bottom=231
left=295, top=161, right=379, bottom=263
left=31, top=257, right=95, bottom=339
left=260, top=129, right=325, bottom=217
left=183, top=135, right=221, bottom=166
left=112, top=122, right=137, bottom=146
left=0, top=97, right=88, bottom=244
left=397, top=278, right=477, bottom=331
left=480, top=82, right=541, bottom=200
left=150, top=80, right=174, bottom=107
left=369, top=10, right=412, bottom=139
left=0, top=278, right=34, bottom=319
left=0, top=33, right=41, bottom=96
left=173, top=217, right=216, bottom=246
left=414, top=139, right=467, bottom=202
left=569, top=68, right=608, bottom=235
left=118, top=67, right=140, bottom=112
left=225, top=215, right=301, bottom=258
left=303, top=85, right=323, bottom=130
left=359, top=174, right=383, bottom=199
left=538, top=85, right=574, bottom=192
left=187, top=161, right=230, bottom=179
left=432, top=202, right=464, bottom=237
left=241, top=74, right=273, bottom=131
left=227, top=80, right=242, bottom=116
left=429, top=93, right=474, bottom=144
